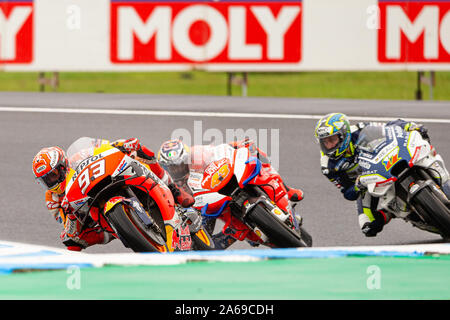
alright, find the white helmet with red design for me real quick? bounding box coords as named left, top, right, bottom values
left=157, top=139, right=191, bottom=181
left=32, top=146, right=69, bottom=194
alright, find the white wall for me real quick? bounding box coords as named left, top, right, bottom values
left=1, top=0, right=449, bottom=71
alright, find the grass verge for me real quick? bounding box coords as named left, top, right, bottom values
left=1, top=71, right=449, bottom=100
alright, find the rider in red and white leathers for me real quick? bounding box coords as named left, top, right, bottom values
left=33, top=138, right=194, bottom=251
left=157, top=138, right=304, bottom=249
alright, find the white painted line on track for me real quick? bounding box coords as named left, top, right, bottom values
left=1, top=106, right=450, bottom=124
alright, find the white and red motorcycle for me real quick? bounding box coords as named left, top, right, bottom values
left=357, top=125, right=450, bottom=238
left=180, top=143, right=312, bottom=248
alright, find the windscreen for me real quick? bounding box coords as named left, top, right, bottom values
left=356, top=125, right=386, bottom=153
left=66, top=137, right=105, bottom=169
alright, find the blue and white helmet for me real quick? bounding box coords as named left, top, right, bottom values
left=314, top=113, right=352, bottom=159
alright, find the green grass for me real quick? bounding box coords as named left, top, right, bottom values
left=1, top=71, right=449, bottom=100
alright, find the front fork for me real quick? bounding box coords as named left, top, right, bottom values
left=290, top=203, right=302, bottom=230
left=397, top=167, right=450, bottom=223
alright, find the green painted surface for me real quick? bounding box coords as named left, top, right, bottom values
left=0, top=256, right=449, bottom=300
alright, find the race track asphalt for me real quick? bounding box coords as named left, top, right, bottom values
left=1, top=92, right=449, bottom=253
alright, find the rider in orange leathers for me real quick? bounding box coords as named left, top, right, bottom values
left=32, top=138, right=195, bottom=251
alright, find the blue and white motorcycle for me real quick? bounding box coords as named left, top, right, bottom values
left=356, top=124, right=450, bottom=238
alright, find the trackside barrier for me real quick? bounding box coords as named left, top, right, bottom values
left=1, top=0, right=449, bottom=98
left=1, top=0, right=449, bottom=71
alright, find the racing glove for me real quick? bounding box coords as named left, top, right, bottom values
left=113, top=138, right=157, bottom=161
left=112, top=138, right=139, bottom=155
left=45, top=190, right=64, bottom=224
left=361, top=211, right=388, bottom=237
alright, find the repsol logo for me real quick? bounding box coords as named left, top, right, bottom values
left=72, top=154, right=103, bottom=181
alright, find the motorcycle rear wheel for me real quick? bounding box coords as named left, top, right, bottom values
left=246, top=203, right=311, bottom=248
left=107, top=203, right=169, bottom=252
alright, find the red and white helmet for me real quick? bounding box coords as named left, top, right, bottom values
left=32, top=146, right=69, bottom=194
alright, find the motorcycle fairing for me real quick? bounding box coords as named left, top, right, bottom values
left=358, top=126, right=415, bottom=196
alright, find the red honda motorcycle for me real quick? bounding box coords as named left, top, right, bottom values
left=63, top=137, right=214, bottom=253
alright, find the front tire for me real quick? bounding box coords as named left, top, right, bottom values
left=107, top=204, right=169, bottom=252
left=297, top=226, right=313, bottom=247
left=413, top=186, right=450, bottom=237
left=245, top=203, right=310, bottom=248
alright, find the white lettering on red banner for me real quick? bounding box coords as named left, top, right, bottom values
left=0, top=1, right=33, bottom=63
left=378, top=1, right=450, bottom=63
left=110, top=1, right=302, bottom=64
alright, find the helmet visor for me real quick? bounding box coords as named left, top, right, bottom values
left=36, top=167, right=65, bottom=190
left=319, top=133, right=342, bottom=156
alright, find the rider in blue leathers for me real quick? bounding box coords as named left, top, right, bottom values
left=314, top=112, right=448, bottom=237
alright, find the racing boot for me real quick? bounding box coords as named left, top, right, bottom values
left=360, top=210, right=392, bottom=237
left=283, top=183, right=304, bottom=202
left=61, top=214, right=114, bottom=251
left=61, top=227, right=114, bottom=251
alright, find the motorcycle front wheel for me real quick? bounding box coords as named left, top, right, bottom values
left=107, top=203, right=169, bottom=253
left=245, top=203, right=311, bottom=248
left=413, top=185, right=450, bottom=237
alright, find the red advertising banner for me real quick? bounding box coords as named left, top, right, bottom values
left=0, top=1, right=33, bottom=63
left=378, top=0, right=450, bottom=63
left=110, top=0, right=302, bottom=64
